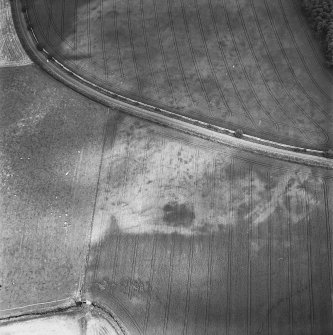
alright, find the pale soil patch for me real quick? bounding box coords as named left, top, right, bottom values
left=0, top=0, right=32, bottom=67
left=86, top=116, right=333, bottom=334
left=0, top=316, right=81, bottom=335
left=0, top=312, right=120, bottom=335
left=90, top=115, right=322, bottom=239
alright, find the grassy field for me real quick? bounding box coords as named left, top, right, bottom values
left=26, top=0, right=333, bottom=150
left=0, top=0, right=31, bottom=67
left=0, top=64, right=109, bottom=316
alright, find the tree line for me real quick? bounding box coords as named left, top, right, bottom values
left=301, top=0, right=333, bottom=66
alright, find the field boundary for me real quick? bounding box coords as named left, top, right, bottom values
left=0, top=299, right=128, bottom=335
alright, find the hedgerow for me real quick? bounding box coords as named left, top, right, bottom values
left=301, top=0, right=333, bottom=66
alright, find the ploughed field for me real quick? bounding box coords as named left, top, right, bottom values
left=85, top=114, right=333, bottom=335
left=25, top=0, right=333, bottom=150
left=1, top=64, right=333, bottom=335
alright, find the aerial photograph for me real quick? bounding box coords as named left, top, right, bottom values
left=1, top=0, right=333, bottom=334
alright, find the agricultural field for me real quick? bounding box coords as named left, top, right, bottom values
left=2, top=0, right=333, bottom=334
left=1, top=63, right=333, bottom=334
left=0, top=64, right=109, bottom=316
left=84, top=113, right=333, bottom=335
left=27, top=0, right=333, bottom=150
left=0, top=0, right=31, bottom=67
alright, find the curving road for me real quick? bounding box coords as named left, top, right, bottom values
left=16, top=0, right=333, bottom=152
left=10, top=0, right=333, bottom=169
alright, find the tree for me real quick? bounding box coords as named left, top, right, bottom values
left=301, top=0, right=333, bottom=66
